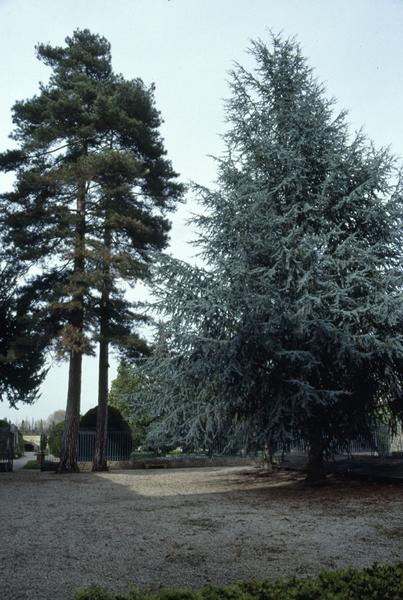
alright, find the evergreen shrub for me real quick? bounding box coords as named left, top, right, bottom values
left=80, top=406, right=131, bottom=432
left=74, top=563, right=403, bottom=600
left=48, top=421, right=64, bottom=458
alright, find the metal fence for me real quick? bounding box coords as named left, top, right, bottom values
left=0, top=427, right=14, bottom=472
left=287, top=424, right=399, bottom=458
left=78, top=430, right=133, bottom=461
left=39, top=430, right=133, bottom=471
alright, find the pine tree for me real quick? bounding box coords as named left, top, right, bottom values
left=141, top=35, right=403, bottom=481
left=87, top=76, right=183, bottom=470
left=0, top=30, right=183, bottom=472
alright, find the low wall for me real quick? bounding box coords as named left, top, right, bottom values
left=78, top=461, right=132, bottom=471
left=75, top=456, right=258, bottom=471
left=130, top=455, right=258, bottom=469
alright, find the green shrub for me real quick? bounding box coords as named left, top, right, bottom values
left=80, top=406, right=131, bottom=432
left=48, top=421, right=64, bottom=458
left=73, top=563, right=403, bottom=600
left=74, top=585, right=114, bottom=600
left=22, top=460, right=40, bottom=470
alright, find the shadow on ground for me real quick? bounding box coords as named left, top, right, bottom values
left=1, top=466, right=402, bottom=600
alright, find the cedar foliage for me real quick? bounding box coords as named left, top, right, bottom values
left=139, top=35, right=403, bottom=479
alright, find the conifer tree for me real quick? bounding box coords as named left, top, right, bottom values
left=87, top=77, right=182, bottom=471
left=0, top=261, right=50, bottom=406
left=0, top=30, right=183, bottom=472
left=141, top=35, right=403, bottom=481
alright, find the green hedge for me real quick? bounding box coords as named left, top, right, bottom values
left=74, top=563, right=403, bottom=600
left=80, top=406, right=131, bottom=432
left=48, top=421, right=64, bottom=458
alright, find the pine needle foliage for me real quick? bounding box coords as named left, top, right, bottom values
left=0, top=29, right=184, bottom=470
left=0, top=261, right=53, bottom=407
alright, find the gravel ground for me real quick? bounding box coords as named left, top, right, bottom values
left=1, top=466, right=402, bottom=600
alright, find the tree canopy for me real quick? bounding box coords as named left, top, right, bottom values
left=0, top=260, right=53, bottom=407
left=0, top=29, right=183, bottom=471
left=138, top=35, right=403, bottom=479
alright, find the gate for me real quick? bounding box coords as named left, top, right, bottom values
left=0, top=427, right=14, bottom=472
left=78, top=430, right=133, bottom=461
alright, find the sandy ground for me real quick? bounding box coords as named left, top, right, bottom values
left=0, top=466, right=402, bottom=600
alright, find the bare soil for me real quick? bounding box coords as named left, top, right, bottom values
left=1, top=466, right=402, bottom=600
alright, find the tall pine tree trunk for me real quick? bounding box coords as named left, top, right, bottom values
left=58, top=175, right=86, bottom=473
left=58, top=350, right=82, bottom=472
left=263, top=434, right=274, bottom=471
left=93, top=224, right=111, bottom=471
left=93, top=301, right=109, bottom=471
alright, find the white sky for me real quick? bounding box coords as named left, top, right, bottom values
left=1, top=0, right=403, bottom=422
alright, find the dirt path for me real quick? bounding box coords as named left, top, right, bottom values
left=1, top=467, right=402, bottom=600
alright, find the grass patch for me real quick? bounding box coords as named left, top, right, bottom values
left=22, top=460, right=40, bottom=470
left=74, top=563, right=403, bottom=600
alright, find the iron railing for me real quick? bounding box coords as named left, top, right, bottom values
left=78, top=429, right=133, bottom=461
left=39, top=429, right=133, bottom=470
left=0, top=427, right=14, bottom=472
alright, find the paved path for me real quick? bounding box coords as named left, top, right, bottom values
left=12, top=451, right=36, bottom=470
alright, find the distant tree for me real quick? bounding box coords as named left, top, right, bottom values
left=45, top=409, right=66, bottom=431
left=109, top=363, right=153, bottom=447
left=20, top=417, right=46, bottom=434
left=48, top=421, right=64, bottom=458
left=141, top=35, right=403, bottom=481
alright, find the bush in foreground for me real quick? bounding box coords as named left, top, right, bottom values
left=74, top=563, right=403, bottom=600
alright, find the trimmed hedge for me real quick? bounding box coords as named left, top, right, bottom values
left=74, top=563, right=403, bottom=600
left=80, top=406, right=131, bottom=432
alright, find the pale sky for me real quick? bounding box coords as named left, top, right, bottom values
left=1, top=0, right=403, bottom=422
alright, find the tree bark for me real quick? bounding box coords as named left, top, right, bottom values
left=93, top=223, right=111, bottom=472
left=306, top=437, right=325, bottom=484
left=93, top=309, right=109, bottom=471
left=58, top=350, right=82, bottom=472
left=263, top=434, right=274, bottom=471
left=58, top=171, right=87, bottom=473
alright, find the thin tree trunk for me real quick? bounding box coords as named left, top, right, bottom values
left=93, top=307, right=109, bottom=471
left=306, top=437, right=325, bottom=484
left=263, top=434, right=274, bottom=472
left=58, top=172, right=87, bottom=473
left=93, top=223, right=111, bottom=471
